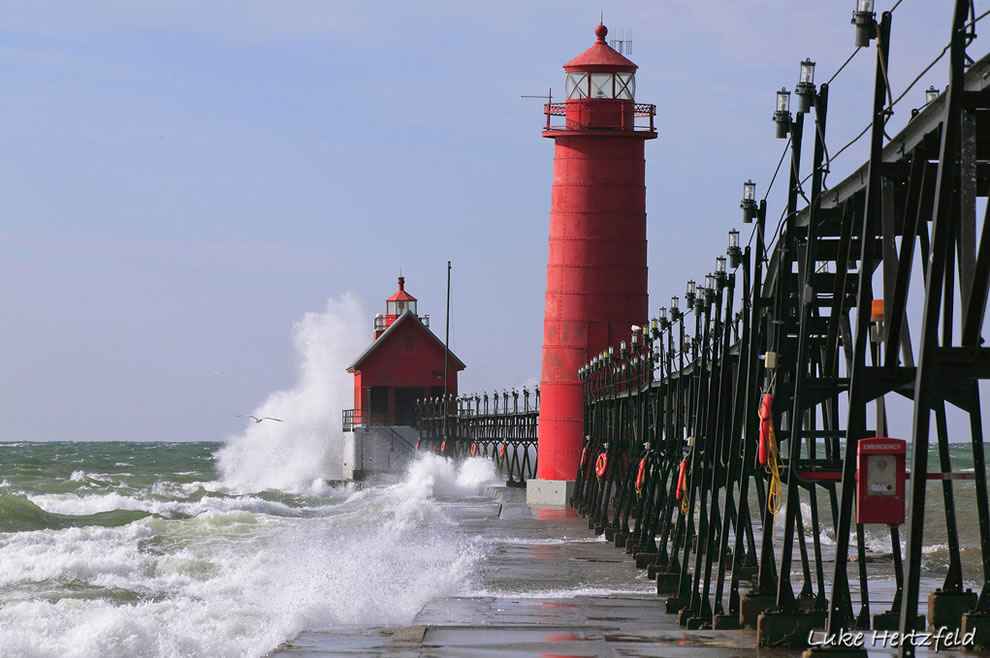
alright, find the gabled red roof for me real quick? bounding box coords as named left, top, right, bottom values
left=564, top=24, right=638, bottom=73
left=346, top=310, right=466, bottom=372
left=386, top=276, right=417, bottom=303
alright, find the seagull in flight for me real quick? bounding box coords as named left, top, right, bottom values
left=236, top=415, right=284, bottom=423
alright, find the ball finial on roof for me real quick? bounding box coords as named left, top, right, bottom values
left=595, top=24, right=608, bottom=41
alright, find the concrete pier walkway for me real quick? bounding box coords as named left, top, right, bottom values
left=273, top=486, right=786, bottom=657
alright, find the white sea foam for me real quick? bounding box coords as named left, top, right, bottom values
left=0, top=455, right=490, bottom=658
left=214, top=295, right=368, bottom=493
left=28, top=490, right=306, bottom=519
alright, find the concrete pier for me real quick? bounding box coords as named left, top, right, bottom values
left=273, top=487, right=780, bottom=657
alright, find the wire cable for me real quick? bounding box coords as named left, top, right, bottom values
left=763, top=138, right=791, bottom=202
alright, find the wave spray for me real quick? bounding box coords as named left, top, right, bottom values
left=215, top=294, right=367, bottom=493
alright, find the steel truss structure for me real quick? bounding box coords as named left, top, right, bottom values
left=571, top=2, right=990, bottom=653
left=416, top=388, right=539, bottom=486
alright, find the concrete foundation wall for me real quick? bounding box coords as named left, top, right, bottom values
left=350, top=426, right=417, bottom=478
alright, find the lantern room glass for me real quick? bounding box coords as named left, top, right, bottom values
left=858, top=0, right=875, bottom=12
left=387, top=300, right=417, bottom=316
left=566, top=71, right=635, bottom=100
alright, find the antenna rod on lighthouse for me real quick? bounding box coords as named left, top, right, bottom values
left=443, top=260, right=451, bottom=440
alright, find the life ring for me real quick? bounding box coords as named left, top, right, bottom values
left=470, top=443, right=478, bottom=456
left=580, top=446, right=587, bottom=468
left=595, top=452, right=608, bottom=478
left=440, top=440, right=446, bottom=453
left=758, top=394, right=772, bottom=466
left=676, top=458, right=687, bottom=500
left=635, top=457, right=647, bottom=495
left=499, top=444, right=506, bottom=458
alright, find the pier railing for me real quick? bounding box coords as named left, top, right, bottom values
left=416, top=388, right=539, bottom=486
left=571, top=4, right=990, bottom=650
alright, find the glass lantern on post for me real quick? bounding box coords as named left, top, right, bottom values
left=704, top=273, right=716, bottom=302
left=795, top=59, right=816, bottom=114
left=659, top=306, right=669, bottom=329
left=741, top=180, right=757, bottom=223
left=670, top=296, right=680, bottom=321
left=925, top=85, right=940, bottom=105
left=852, top=0, right=876, bottom=48
left=727, top=228, right=742, bottom=269
left=715, top=256, right=727, bottom=288
left=685, top=280, right=697, bottom=307
left=774, top=88, right=792, bottom=139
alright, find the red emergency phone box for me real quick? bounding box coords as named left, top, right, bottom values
left=856, top=437, right=906, bottom=524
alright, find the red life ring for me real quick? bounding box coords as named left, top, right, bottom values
left=635, top=457, right=647, bottom=493
left=758, top=394, right=773, bottom=465
left=440, top=440, right=446, bottom=453
left=470, top=443, right=478, bottom=456
left=676, top=458, right=687, bottom=500
left=595, top=452, right=608, bottom=478
left=499, top=444, right=506, bottom=458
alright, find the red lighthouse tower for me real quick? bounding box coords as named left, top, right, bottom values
left=532, top=25, right=656, bottom=497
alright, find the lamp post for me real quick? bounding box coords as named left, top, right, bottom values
left=851, top=0, right=877, bottom=48
left=741, top=180, right=757, bottom=223
left=727, top=229, right=742, bottom=269
left=715, top=256, right=727, bottom=288
left=795, top=59, right=816, bottom=114
left=774, top=88, right=792, bottom=139
left=685, top=280, right=697, bottom=308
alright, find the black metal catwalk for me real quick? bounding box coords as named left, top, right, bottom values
left=411, top=3, right=990, bottom=652
left=568, top=2, right=990, bottom=652
left=416, top=388, right=539, bottom=486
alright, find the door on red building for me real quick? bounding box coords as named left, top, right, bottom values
left=395, top=388, right=421, bottom=426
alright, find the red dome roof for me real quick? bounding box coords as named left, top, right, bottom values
left=386, top=276, right=417, bottom=302
left=563, top=24, right=638, bottom=73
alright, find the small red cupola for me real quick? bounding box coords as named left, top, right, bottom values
left=375, top=276, right=419, bottom=338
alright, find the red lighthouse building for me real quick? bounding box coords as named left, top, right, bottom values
left=343, top=276, right=465, bottom=477
left=531, top=25, right=656, bottom=501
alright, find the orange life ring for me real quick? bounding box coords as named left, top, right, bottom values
left=758, top=394, right=772, bottom=465
left=440, top=440, right=446, bottom=453
left=470, top=443, right=478, bottom=456
left=499, top=444, right=506, bottom=458
left=635, top=457, right=647, bottom=494
left=595, top=452, right=608, bottom=478
left=676, top=458, right=687, bottom=500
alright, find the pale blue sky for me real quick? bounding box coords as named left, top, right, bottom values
left=0, top=2, right=982, bottom=443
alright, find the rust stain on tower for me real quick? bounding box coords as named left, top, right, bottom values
left=537, top=24, right=656, bottom=481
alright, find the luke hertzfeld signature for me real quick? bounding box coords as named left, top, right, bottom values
left=808, top=626, right=977, bottom=651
